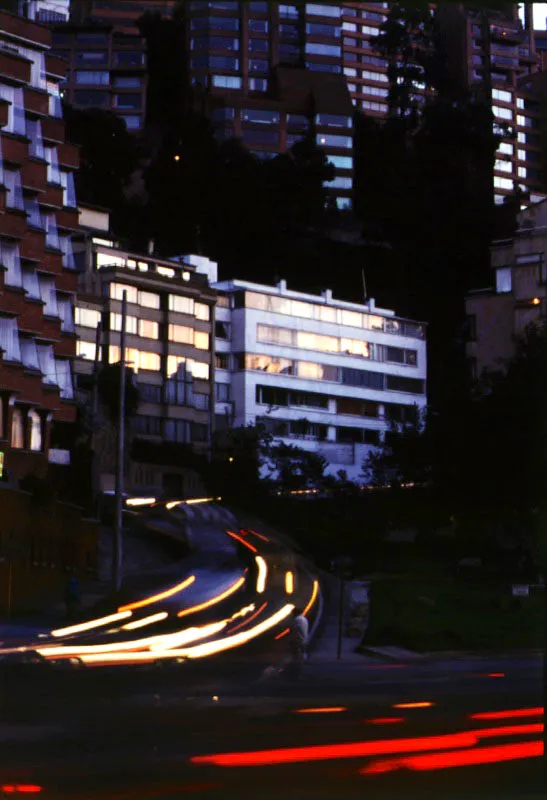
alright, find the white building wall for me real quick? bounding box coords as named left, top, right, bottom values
left=208, top=277, right=427, bottom=484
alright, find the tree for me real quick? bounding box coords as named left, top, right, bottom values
left=265, top=442, right=329, bottom=493
left=206, top=423, right=272, bottom=503
left=362, top=405, right=432, bottom=487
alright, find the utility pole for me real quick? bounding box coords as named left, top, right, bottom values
left=113, top=291, right=127, bottom=592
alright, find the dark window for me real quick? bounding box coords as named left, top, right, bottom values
left=306, top=61, right=341, bottom=73
left=113, top=76, right=142, bottom=88
left=211, top=35, right=240, bottom=50
left=241, top=108, right=279, bottom=125
left=279, top=23, right=299, bottom=39
left=215, top=321, right=231, bottom=339
left=215, top=382, right=231, bottom=401
left=385, top=375, right=425, bottom=394
left=386, top=346, right=405, bottom=364
left=249, top=19, right=268, bottom=33
left=364, top=429, right=380, bottom=445
left=249, top=58, right=269, bottom=72
left=114, top=51, right=144, bottom=67
left=210, top=55, right=240, bottom=69
left=466, top=314, right=477, bottom=341
left=337, top=397, right=379, bottom=417
left=249, top=38, right=269, bottom=52
left=242, top=128, right=279, bottom=146
left=210, top=16, right=240, bottom=31
left=250, top=1, right=268, bottom=10
left=341, top=368, right=384, bottom=390
left=336, top=426, right=363, bottom=443
left=114, top=93, right=141, bottom=109
left=256, top=385, right=289, bottom=406
left=76, top=33, right=108, bottom=45
left=52, top=32, right=71, bottom=45
left=74, top=90, right=109, bottom=107
left=287, top=113, right=309, bottom=129
left=344, top=37, right=357, bottom=46
left=164, top=419, right=188, bottom=443
left=133, top=415, right=162, bottom=435
left=290, top=390, right=329, bottom=409
left=280, top=43, right=301, bottom=61
left=75, top=51, right=108, bottom=65
left=139, top=384, right=162, bottom=403
left=305, top=23, right=341, bottom=36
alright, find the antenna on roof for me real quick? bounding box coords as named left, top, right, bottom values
left=361, top=269, right=368, bottom=304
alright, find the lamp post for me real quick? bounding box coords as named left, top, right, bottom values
left=113, top=291, right=127, bottom=592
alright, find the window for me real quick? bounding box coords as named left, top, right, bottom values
left=245, top=354, right=294, bottom=374
left=241, top=108, right=280, bottom=125
left=195, top=302, right=210, bottom=321
left=123, top=116, right=142, bottom=131
left=385, top=375, right=424, bottom=394
left=114, top=75, right=142, bottom=88
left=110, top=312, right=137, bottom=334
left=44, top=214, right=60, bottom=251
left=139, top=383, right=162, bottom=404
left=361, top=69, right=388, bottom=83
left=250, top=1, right=268, bottom=9
left=113, top=94, right=141, bottom=109
left=249, top=38, right=269, bottom=53
left=139, top=319, right=159, bottom=339
left=114, top=51, right=144, bottom=67
left=11, top=409, right=24, bottom=449
left=216, top=382, right=231, bottom=401
left=306, top=23, right=341, bottom=37
left=341, top=367, right=384, bottom=389
left=4, top=169, right=24, bottom=211
left=75, top=71, right=110, bottom=85
left=249, top=77, right=268, bottom=91
left=496, top=267, right=512, bottom=293
left=316, top=113, right=352, bottom=128
left=297, top=361, right=338, bottom=381
left=58, top=297, right=74, bottom=333
left=138, top=352, right=161, bottom=371
left=37, top=344, right=58, bottom=384
left=76, top=50, right=108, bottom=65
left=191, top=361, right=210, bottom=380
left=45, top=147, right=62, bottom=185
left=279, top=4, right=299, bottom=18
left=249, top=59, right=268, bottom=73
left=361, top=24, right=380, bottom=36
left=212, top=75, right=242, bottom=88
left=307, top=62, right=341, bottom=73
left=257, top=324, right=292, bottom=345
left=39, top=276, right=59, bottom=317
left=316, top=133, right=352, bottom=148
left=166, top=354, right=186, bottom=378
left=133, top=415, right=162, bottom=436
left=497, top=141, right=514, bottom=155
left=342, top=21, right=357, bottom=32
left=344, top=37, right=356, bottom=46
left=306, top=3, right=341, bottom=17
left=169, top=295, right=194, bottom=315
left=27, top=119, right=45, bottom=160
left=55, top=360, right=74, bottom=400
left=363, top=85, right=388, bottom=98
left=75, top=307, right=101, bottom=328
left=493, top=106, right=512, bottom=120
left=76, top=340, right=98, bottom=360
left=60, top=171, right=77, bottom=208
left=326, top=175, right=352, bottom=189
left=280, top=23, right=299, bottom=39
left=495, top=159, right=512, bottom=173
left=164, top=419, right=188, bottom=443
left=518, top=166, right=527, bottom=178
left=492, top=88, right=512, bottom=103
left=110, top=283, right=138, bottom=303
left=249, top=19, right=268, bottom=33
left=0, top=241, right=22, bottom=288
left=139, top=290, right=160, bottom=309
left=215, top=321, right=231, bottom=339
left=0, top=317, right=21, bottom=362
left=0, top=86, right=26, bottom=136
left=20, top=337, right=40, bottom=371
left=195, top=331, right=210, bottom=350
left=216, top=352, right=230, bottom=369
left=169, top=323, right=194, bottom=344
left=209, top=16, right=239, bottom=30
left=344, top=67, right=357, bottom=77
left=494, top=176, right=514, bottom=190
left=336, top=197, right=352, bottom=209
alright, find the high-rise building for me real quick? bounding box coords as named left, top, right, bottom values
left=0, top=4, right=79, bottom=482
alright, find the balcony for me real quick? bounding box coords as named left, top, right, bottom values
left=490, top=55, right=519, bottom=69
left=56, top=208, right=79, bottom=230
left=45, top=53, right=67, bottom=81
left=0, top=99, right=9, bottom=128
left=57, top=142, right=79, bottom=170
left=2, top=134, right=28, bottom=165
left=1, top=209, right=27, bottom=239
left=0, top=49, right=31, bottom=84
left=24, top=87, right=49, bottom=117
left=21, top=160, right=48, bottom=193
left=489, top=25, right=523, bottom=44
left=41, top=116, right=65, bottom=144
left=40, top=185, right=64, bottom=208
left=0, top=12, right=51, bottom=48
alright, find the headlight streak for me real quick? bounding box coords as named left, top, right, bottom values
left=122, top=612, right=168, bottom=630
left=285, top=571, right=294, bottom=595
left=50, top=611, right=133, bottom=638
left=177, top=576, right=246, bottom=618
left=469, top=707, right=543, bottom=721
left=393, top=702, right=434, bottom=710
left=118, top=575, right=196, bottom=612
left=246, top=529, right=269, bottom=543
left=149, top=621, right=227, bottom=651
left=255, top=556, right=267, bottom=593
left=302, top=580, right=319, bottom=617
left=78, top=603, right=294, bottom=664
left=228, top=602, right=267, bottom=635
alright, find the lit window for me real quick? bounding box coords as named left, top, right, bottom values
left=169, top=295, right=195, bottom=315
left=497, top=141, right=514, bottom=155
left=326, top=175, right=352, bottom=188
left=195, top=331, right=210, bottom=350
left=212, top=75, right=242, bottom=88
left=495, top=159, right=512, bottom=173
left=245, top=354, right=294, bottom=374
left=28, top=410, right=42, bottom=451
left=316, top=113, right=352, bottom=128
left=139, top=291, right=160, bottom=309
left=11, top=408, right=24, bottom=449
left=493, top=106, right=512, bottom=120
left=306, top=3, right=341, bottom=17
left=492, top=88, right=512, bottom=103
left=305, top=42, right=341, bottom=57
left=496, top=267, right=512, bottom=294
left=316, top=133, right=352, bottom=148
left=493, top=176, right=514, bottom=190
left=75, top=307, right=101, bottom=328
left=138, top=352, right=161, bottom=371
left=75, top=71, right=110, bottom=85
left=241, top=108, right=280, bottom=125
left=191, top=361, right=210, bottom=380
left=169, top=323, right=194, bottom=344
left=110, top=283, right=138, bottom=303
left=361, top=69, right=388, bottom=83
left=195, top=302, right=210, bottom=321
left=139, top=319, right=159, bottom=339
left=76, top=340, right=98, bottom=360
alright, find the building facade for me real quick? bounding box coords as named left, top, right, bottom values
left=466, top=198, right=547, bottom=380
left=190, top=259, right=427, bottom=483
left=0, top=6, right=79, bottom=482
left=73, top=207, right=215, bottom=496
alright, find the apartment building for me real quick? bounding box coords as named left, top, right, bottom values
left=0, top=6, right=79, bottom=481
left=189, top=257, right=427, bottom=483
left=73, top=207, right=215, bottom=496
left=466, top=198, right=547, bottom=380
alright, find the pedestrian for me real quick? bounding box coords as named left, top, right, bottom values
left=65, top=575, right=80, bottom=620
left=288, top=607, right=309, bottom=679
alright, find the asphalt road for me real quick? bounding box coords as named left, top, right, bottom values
left=0, top=650, right=543, bottom=799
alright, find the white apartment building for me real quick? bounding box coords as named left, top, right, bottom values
left=190, top=256, right=427, bottom=483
